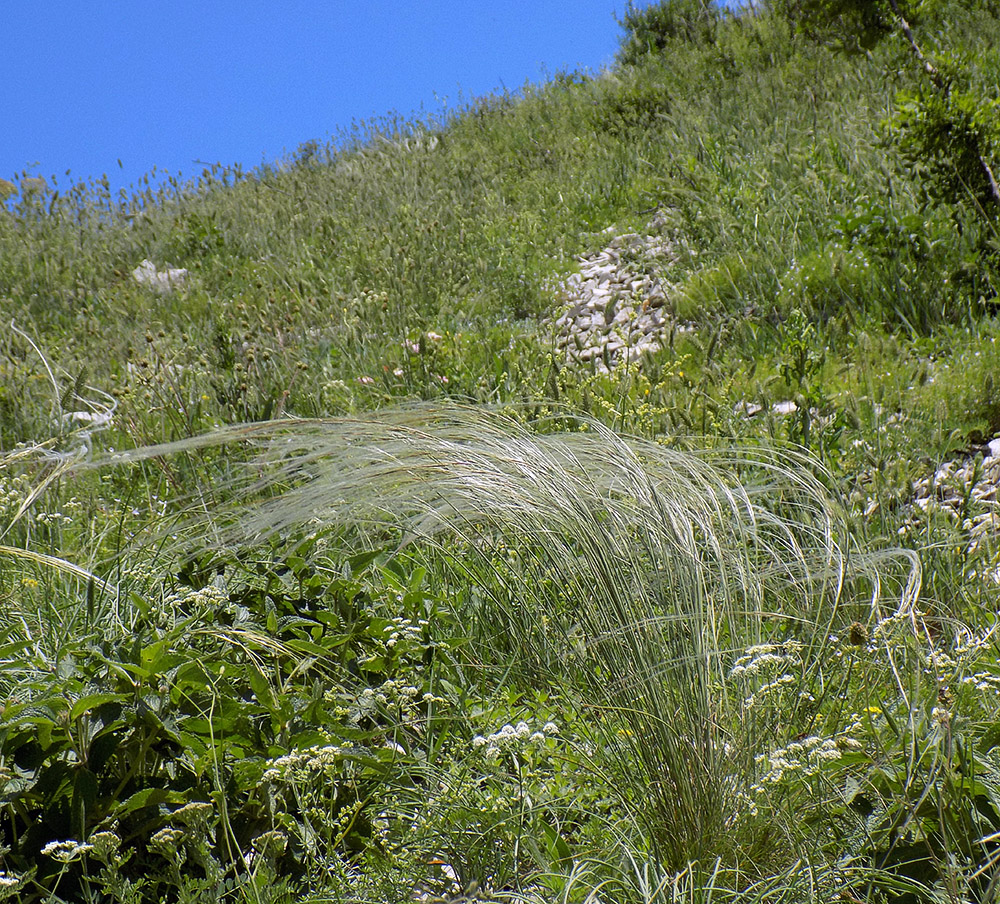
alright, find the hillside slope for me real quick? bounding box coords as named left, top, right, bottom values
left=1, top=2, right=996, bottom=453
left=4, top=3, right=1000, bottom=902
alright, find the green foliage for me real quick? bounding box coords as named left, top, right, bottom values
left=85, top=408, right=919, bottom=877
left=588, top=67, right=673, bottom=136
left=778, top=308, right=828, bottom=447
left=775, top=0, right=1000, bottom=253
left=778, top=244, right=878, bottom=324
left=891, top=51, right=1000, bottom=223
left=0, top=542, right=473, bottom=902
left=617, top=0, right=719, bottom=65
left=7, top=1, right=1000, bottom=900
left=743, top=612, right=1000, bottom=902
left=768, top=0, right=905, bottom=50
left=914, top=323, right=1000, bottom=438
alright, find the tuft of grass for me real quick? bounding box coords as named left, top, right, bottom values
left=96, top=404, right=919, bottom=875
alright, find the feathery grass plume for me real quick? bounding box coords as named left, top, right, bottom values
left=93, top=404, right=920, bottom=870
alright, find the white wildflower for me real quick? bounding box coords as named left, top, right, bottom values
left=87, top=831, right=121, bottom=863
left=42, top=839, right=93, bottom=862
left=149, top=827, right=185, bottom=859
left=169, top=800, right=214, bottom=828
left=252, top=830, right=288, bottom=859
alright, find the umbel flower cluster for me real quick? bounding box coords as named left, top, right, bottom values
left=472, top=719, right=559, bottom=761
left=754, top=729, right=863, bottom=790
left=41, top=839, right=93, bottom=862
left=261, top=743, right=353, bottom=782
left=729, top=642, right=806, bottom=709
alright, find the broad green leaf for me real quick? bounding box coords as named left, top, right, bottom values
left=112, top=787, right=186, bottom=819
left=70, top=693, right=128, bottom=722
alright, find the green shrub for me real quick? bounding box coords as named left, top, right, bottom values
left=778, top=243, right=877, bottom=323
left=617, top=0, right=719, bottom=65
left=891, top=51, right=1000, bottom=225
left=768, top=0, right=905, bottom=50
left=0, top=539, right=471, bottom=902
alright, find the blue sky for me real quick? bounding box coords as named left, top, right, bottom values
left=4, top=2, right=667, bottom=197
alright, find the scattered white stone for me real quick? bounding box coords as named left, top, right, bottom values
left=547, top=220, right=689, bottom=371
left=734, top=401, right=764, bottom=418
left=132, top=259, right=188, bottom=293
left=906, top=438, right=1000, bottom=580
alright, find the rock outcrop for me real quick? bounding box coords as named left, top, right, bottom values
left=549, top=224, right=689, bottom=372
left=132, top=259, right=188, bottom=294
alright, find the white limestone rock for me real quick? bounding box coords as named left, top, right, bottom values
left=132, top=259, right=188, bottom=294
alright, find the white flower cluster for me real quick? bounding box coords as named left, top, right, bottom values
left=87, top=830, right=122, bottom=864
left=962, top=670, right=1000, bottom=695
left=954, top=625, right=998, bottom=656
left=741, top=673, right=798, bottom=710
left=729, top=642, right=803, bottom=679
left=753, top=729, right=862, bottom=792
left=931, top=706, right=951, bottom=727
left=35, top=507, right=75, bottom=527
left=0, top=871, right=25, bottom=899
left=472, top=720, right=559, bottom=760
left=382, top=615, right=429, bottom=650
left=161, top=583, right=229, bottom=612
left=123, top=561, right=159, bottom=589
left=0, top=473, right=32, bottom=523
left=148, top=827, right=185, bottom=859
left=251, top=829, right=288, bottom=859
left=931, top=626, right=1000, bottom=696
left=730, top=643, right=805, bottom=708
left=0, top=474, right=79, bottom=528
left=151, top=582, right=246, bottom=630
left=926, top=647, right=958, bottom=675
left=361, top=679, right=419, bottom=708
left=41, top=839, right=94, bottom=862
left=871, top=610, right=916, bottom=641
left=341, top=678, right=441, bottom=726
left=169, top=800, right=214, bottom=829
left=262, top=743, right=353, bottom=782
left=0, top=874, right=21, bottom=888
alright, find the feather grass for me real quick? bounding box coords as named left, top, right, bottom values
left=88, top=403, right=920, bottom=869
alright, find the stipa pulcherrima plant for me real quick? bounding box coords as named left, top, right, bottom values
left=95, top=405, right=920, bottom=884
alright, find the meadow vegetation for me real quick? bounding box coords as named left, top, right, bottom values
left=4, top=0, right=1000, bottom=900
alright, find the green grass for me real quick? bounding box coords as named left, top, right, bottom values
left=5, top=1, right=1000, bottom=900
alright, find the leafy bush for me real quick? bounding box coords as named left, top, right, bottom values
left=588, top=67, right=673, bottom=136
left=768, top=0, right=906, bottom=50
left=891, top=51, right=1000, bottom=226
left=0, top=538, right=473, bottom=902
left=617, top=0, right=719, bottom=65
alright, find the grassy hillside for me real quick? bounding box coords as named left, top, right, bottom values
left=4, top=2, right=1000, bottom=901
